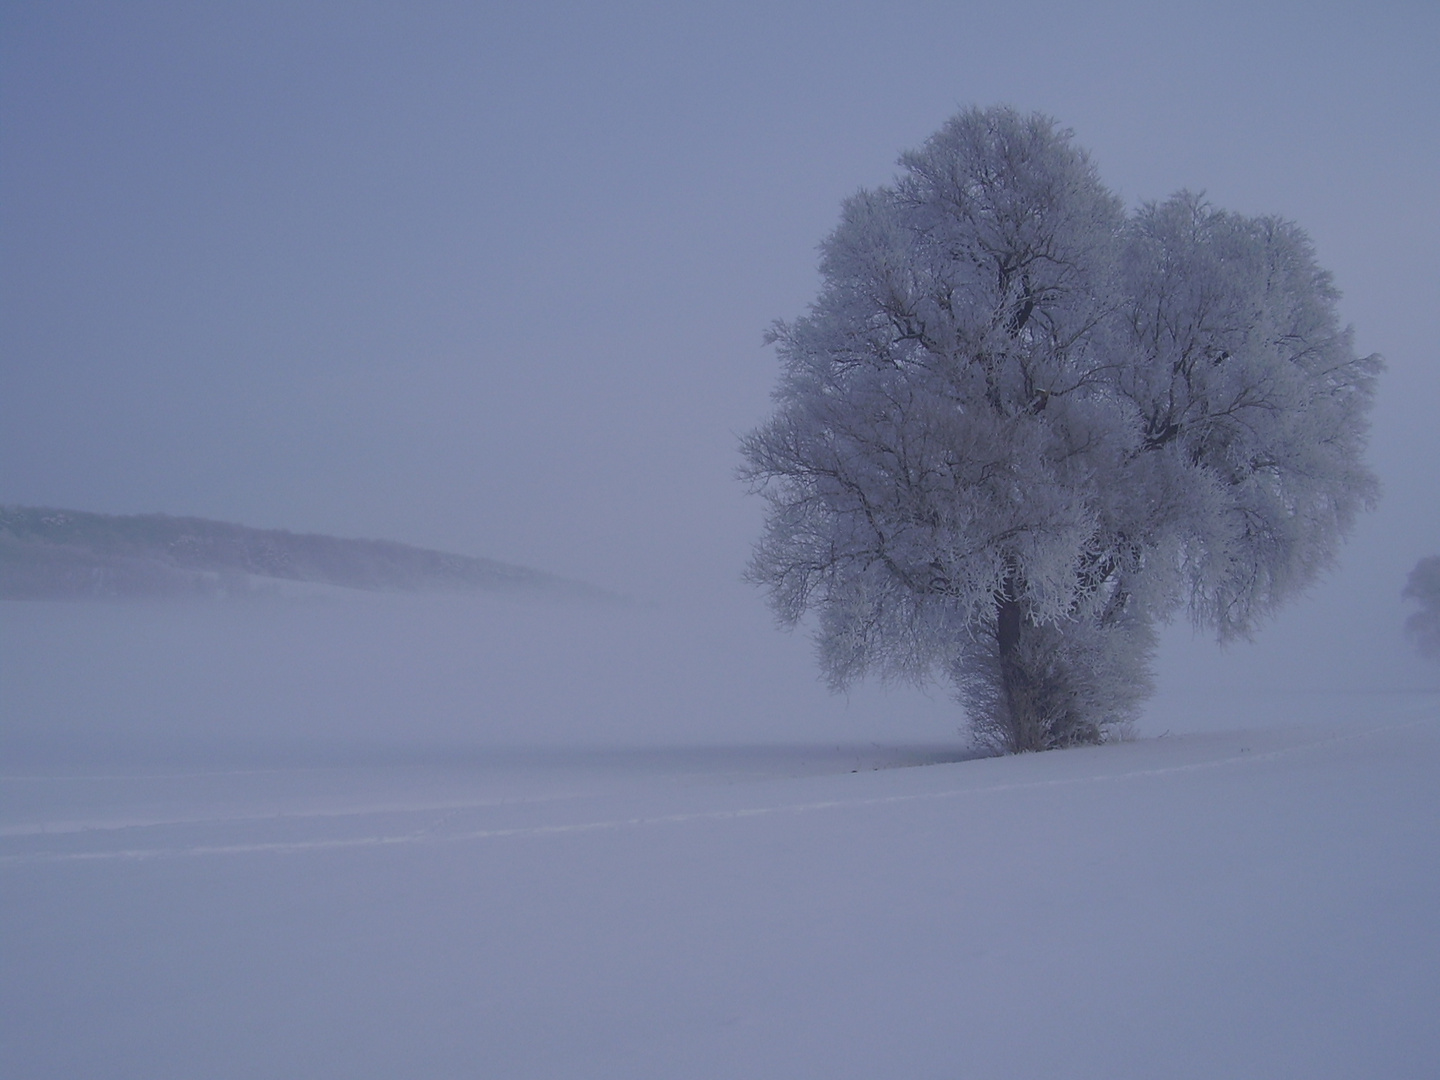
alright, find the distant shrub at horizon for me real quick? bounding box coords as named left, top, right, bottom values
left=1403, top=556, right=1440, bottom=661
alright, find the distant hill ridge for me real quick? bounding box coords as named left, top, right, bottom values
left=0, top=506, right=614, bottom=603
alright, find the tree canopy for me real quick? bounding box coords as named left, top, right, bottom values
left=741, top=106, right=1380, bottom=752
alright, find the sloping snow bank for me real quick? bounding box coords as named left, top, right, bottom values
left=4, top=708, right=1438, bottom=1079
left=3, top=593, right=1437, bottom=1078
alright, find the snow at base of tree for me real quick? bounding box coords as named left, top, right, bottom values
left=3, top=593, right=1436, bottom=1079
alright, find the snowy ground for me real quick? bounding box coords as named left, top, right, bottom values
left=3, top=594, right=1438, bottom=1078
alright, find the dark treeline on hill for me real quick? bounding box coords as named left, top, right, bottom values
left=0, top=506, right=616, bottom=604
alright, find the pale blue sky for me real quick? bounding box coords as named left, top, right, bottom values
left=3, top=2, right=1437, bottom=670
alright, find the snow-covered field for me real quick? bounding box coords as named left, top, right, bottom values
left=3, top=594, right=1437, bottom=1079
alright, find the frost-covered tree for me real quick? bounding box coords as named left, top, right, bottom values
left=740, top=107, right=1380, bottom=753
left=1403, top=556, right=1440, bottom=660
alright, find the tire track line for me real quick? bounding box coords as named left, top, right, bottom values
left=2, top=717, right=1430, bottom=867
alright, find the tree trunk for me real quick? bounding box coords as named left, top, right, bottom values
left=995, top=592, right=1046, bottom=753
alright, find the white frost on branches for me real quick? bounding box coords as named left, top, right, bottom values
left=741, top=107, right=1379, bottom=752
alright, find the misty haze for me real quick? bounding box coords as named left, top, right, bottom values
left=2, top=4, right=1437, bottom=1078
